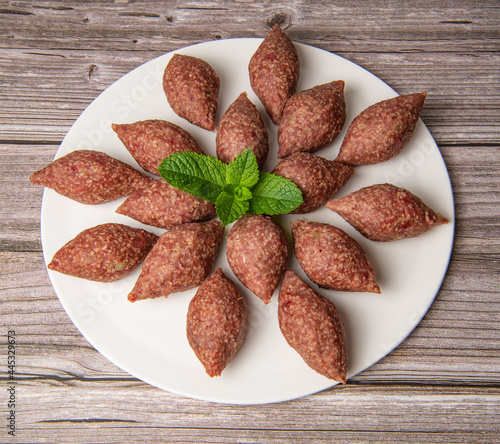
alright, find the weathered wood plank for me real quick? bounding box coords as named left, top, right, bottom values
left=10, top=428, right=500, bottom=444
left=1, top=1, right=499, bottom=442
left=7, top=381, right=500, bottom=443
left=2, top=142, right=499, bottom=388
left=0, top=0, right=499, bottom=145
left=2, top=252, right=499, bottom=386
left=1, top=48, right=498, bottom=145
left=1, top=0, right=498, bottom=52
left=2, top=143, right=498, bottom=252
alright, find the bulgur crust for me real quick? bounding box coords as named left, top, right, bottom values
left=336, top=92, right=427, bottom=166
left=326, top=183, right=449, bottom=241
left=278, top=271, right=347, bottom=383
left=128, top=220, right=224, bottom=302
left=291, top=219, right=380, bottom=293
left=216, top=92, right=269, bottom=168
left=187, top=268, right=246, bottom=377
left=29, top=150, right=152, bottom=205
left=163, top=54, right=220, bottom=131
left=48, top=223, right=158, bottom=282
left=248, top=23, right=300, bottom=125
left=226, top=214, right=289, bottom=304
left=278, top=80, right=346, bottom=158
left=272, top=152, right=354, bottom=213
left=116, top=178, right=216, bottom=229
left=112, top=119, right=204, bottom=175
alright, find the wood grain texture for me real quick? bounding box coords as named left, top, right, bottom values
left=10, top=382, right=500, bottom=443
left=1, top=1, right=499, bottom=442
left=1, top=1, right=499, bottom=145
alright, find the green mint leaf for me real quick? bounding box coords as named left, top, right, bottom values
left=157, top=149, right=302, bottom=224
left=226, top=148, right=260, bottom=189
left=234, top=185, right=252, bottom=201
left=216, top=190, right=250, bottom=226
left=158, top=152, right=227, bottom=204
left=248, top=172, right=303, bottom=215
left=223, top=183, right=252, bottom=201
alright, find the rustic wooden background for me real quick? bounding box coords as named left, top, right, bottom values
left=1, top=1, right=499, bottom=442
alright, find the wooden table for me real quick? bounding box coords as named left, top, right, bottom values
left=1, top=1, right=499, bottom=442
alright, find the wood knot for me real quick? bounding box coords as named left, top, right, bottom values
left=88, top=64, right=99, bottom=80
left=266, top=11, right=292, bottom=29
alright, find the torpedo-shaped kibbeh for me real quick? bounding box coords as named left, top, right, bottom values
left=128, top=220, right=224, bottom=302
left=278, top=80, right=346, bottom=158
left=290, top=219, right=380, bottom=293
left=216, top=92, right=269, bottom=168
left=48, top=223, right=158, bottom=282
left=163, top=54, right=220, bottom=131
left=278, top=271, right=347, bottom=383
left=335, top=92, right=427, bottom=166
left=116, top=178, right=216, bottom=229
left=112, top=119, right=204, bottom=175
left=248, top=23, right=300, bottom=125
left=326, top=183, right=449, bottom=241
left=29, top=150, right=152, bottom=204
left=187, top=268, right=246, bottom=377
left=272, top=152, right=354, bottom=213
left=226, top=214, right=289, bottom=304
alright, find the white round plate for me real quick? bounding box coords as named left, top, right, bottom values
left=40, top=38, right=454, bottom=404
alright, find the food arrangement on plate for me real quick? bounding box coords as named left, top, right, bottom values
left=31, top=25, right=452, bottom=398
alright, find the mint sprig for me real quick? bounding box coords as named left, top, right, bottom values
left=216, top=188, right=250, bottom=226
left=249, top=172, right=304, bottom=215
left=158, top=151, right=226, bottom=204
left=158, top=149, right=303, bottom=226
left=225, top=147, right=260, bottom=189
